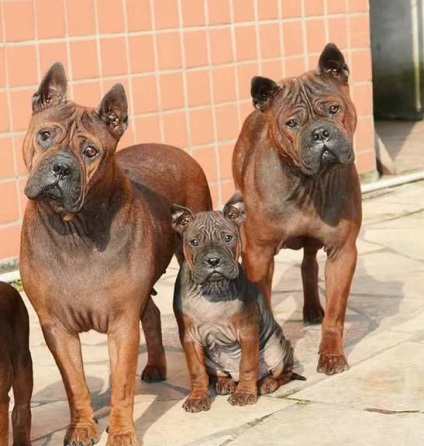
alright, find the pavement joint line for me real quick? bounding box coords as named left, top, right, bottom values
left=364, top=408, right=423, bottom=415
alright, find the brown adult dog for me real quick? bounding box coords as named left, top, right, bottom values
left=171, top=193, right=303, bottom=413
left=232, top=43, right=362, bottom=375
left=0, top=282, right=33, bottom=446
left=20, top=63, right=211, bottom=445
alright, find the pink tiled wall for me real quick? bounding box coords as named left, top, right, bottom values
left=0, top=0, right=374, bottom=262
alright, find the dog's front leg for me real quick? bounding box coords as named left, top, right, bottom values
left=229, top=315, right=259, bottom=406
left=107, top=317, right=141, bottom=445
left=41, top=322, right=98, bottom=446
left=243, top=238, right=275, bottom=306
left=318, top=241, right=358, bottom=375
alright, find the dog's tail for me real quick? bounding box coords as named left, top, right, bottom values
left=290, top=372, right=307, bottom=381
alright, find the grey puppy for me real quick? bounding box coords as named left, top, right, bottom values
left=171, top=192, right=305, bottom=413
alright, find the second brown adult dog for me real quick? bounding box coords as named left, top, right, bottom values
left=171, top=193, right=303, bottom=412
left=233, top=43, right=362, bottom=375
left=0, top=282, right=33, bottom=446
left=20, top=63, right=211, bottom=445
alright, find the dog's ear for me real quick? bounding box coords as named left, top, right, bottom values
left=223, top=191, right=245, bottom=226
left=96, top=84, right=128, bottom=138
left=251, top=76, right=281, bottom=112
left=317, top=43, right=349, bottom=82
left=171, top=204, right=195, bottom=234
left=32, top=62, right=67, bottom=112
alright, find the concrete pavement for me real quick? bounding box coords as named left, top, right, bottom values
left=15, top=180, right=424, bottom=445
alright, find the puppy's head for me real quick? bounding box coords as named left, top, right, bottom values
left=171, top=192, right=245, bottom=285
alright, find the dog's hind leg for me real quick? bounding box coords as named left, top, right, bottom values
left=141, top=297, right=167, bottom=382
left=0, top=358, right=12, bottom=446
left=302, top=246, right=325, bottom=324
left=11, top=351, right=33, bottom=446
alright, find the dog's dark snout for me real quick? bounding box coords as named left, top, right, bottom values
left=312, top=127, right=330, bottom=141
left=52, top=161, right=71, bottom=178
left=207, top=257, right=221, bottom=267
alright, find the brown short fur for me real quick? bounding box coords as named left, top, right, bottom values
left=232, top=44, right=362, bottom=375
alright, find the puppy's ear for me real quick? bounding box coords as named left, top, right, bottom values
left=251, top=76, right=281, bottom=112
left=223, top=191, right=245, bottom=226
left=317, top=43, right=349, bottom=82
left=96, top=83, right=128, bottom=138
left=32, top=62, right=67, bottom=112
left=171, top=204, right=195, bottom=234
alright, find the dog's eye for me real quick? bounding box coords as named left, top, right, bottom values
left=39, top=130, right=51, bottom=141
left=189, top=239, right=199, bottom=247
left=37, top=129, right=53, bottom=147
left=285, top=118, right=298, bottom=128
left=83, top=146, right=98, bottom=159
left=224, top=234, right=233, bottom=243
left=329, top=105, right=340, bottom=115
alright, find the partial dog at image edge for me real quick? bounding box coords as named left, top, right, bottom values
left=0, top=281, right=33, bottom=446
left=171, top=192, right=305, bottom=413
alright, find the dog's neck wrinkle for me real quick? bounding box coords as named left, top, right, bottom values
left=184, top=264, right=247, bottom=303
left=279, top=161, right=352, bottom=223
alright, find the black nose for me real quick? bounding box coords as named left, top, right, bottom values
left=52, top=161, right=71, bottom=178
left=207, top=257, right=221, bottom=267
left=312, top=127, right=330, bottom=141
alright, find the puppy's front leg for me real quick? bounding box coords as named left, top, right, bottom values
left=229, top=312, right=259, bottom=406
left=177, top=314, right=210, bottom=413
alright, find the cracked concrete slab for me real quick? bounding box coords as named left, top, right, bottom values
left=228, top=402, right=424, bottom=446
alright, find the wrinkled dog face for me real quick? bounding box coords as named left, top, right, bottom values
left=23, top=63, right=128, bottom=215
left=251, top=43, right=357, bottom=176
left=172, top=192, right=245, bottom=284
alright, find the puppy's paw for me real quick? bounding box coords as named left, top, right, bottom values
left=258, top=376, right=280, bottom=395
left=228, top=391, right=257, bottom=406
left=215, top=377, right=236, bottom=395
left=183, top=394, right=211, bottom=412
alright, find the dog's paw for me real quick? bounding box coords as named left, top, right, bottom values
left=215, top=377, right=236, bottom=395
left=228, top=391, right=257, bottom=406
left=106, top=432, right=140, bottom=446
left=258, top=376, right=280, bottom=395
left=141, top=364, right=166, bottom=383
left=183, top=395, right=211, bottom=412
left=64, top=422, right=98, bottom=446
left=303, top=304, right=324, bottom=325
left=317, top=353, right=349, bottom=375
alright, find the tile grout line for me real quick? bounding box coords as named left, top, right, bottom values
left=203, top=0, right=220, bottom=207
left=176, top=0, right=192, bottom=154
left=300, top=0, right=308, bottom=71
left=277, top=0, right=286, bottom=79
left=93, top=0, right=104, bottom=96
left=62, top=0, right=74, bottom=90
left=148, top=0, right=165, bottom=143
left=121, top=0, right=136, bottom=147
